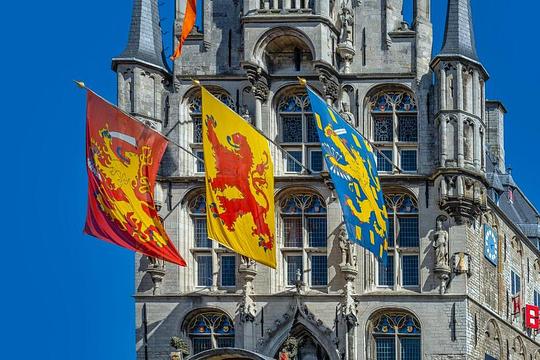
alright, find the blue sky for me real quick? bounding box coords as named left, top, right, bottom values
left=0, top=0, right=537, bottom=358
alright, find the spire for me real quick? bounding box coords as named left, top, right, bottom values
left=112, top=0, right=170, bottom=73
left=438, top=0, right=479, bottom=62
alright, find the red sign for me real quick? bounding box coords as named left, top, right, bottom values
left=526, top=305, right=539, bottom=329
left=512, top=295, right=521, bottom=316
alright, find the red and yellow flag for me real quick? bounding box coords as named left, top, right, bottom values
left=202, top=87, right=276, bottom=268
left=171, top=0, right=197, bottom=60
left=84, top=91, right=186, bottom=266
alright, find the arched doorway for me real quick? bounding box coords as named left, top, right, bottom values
left=274, top=324, right=330, bottom=360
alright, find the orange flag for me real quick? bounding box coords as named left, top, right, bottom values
left=84, top=91, right=186, bottom=266
left=171, top=0, right=197, bottom=60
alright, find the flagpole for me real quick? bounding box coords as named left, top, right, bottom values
left=74, top=81, right=205, bottom=165
left=298, top=78, right=404, bottom=174
left=191, top=79, right=312, bottom=175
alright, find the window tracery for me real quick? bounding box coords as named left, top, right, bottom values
left=369, top=89, right=418, bottom=173
left=280, top=192, right=327, bottom=287
left=186, top=311, right=235, bottom=354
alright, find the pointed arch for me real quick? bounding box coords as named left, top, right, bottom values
left=257, top=301, right=340, bottom=360
left=484, top=319, right=502, bottom=359
left=366, top=308, right=422, bottom=360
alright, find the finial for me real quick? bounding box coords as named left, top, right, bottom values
left=192, top=79, right=201, bottom=87
left=74, top=80, right=86, bottom=89
left=297, top=77, right=307, bottom=87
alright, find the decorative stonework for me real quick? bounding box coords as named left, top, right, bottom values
left=433, top=216, right=451, bottom=294
left=242, top=62, right=270, bottom=103
left=238, top=256, right=258, bottom=323
left=146, top=257, right=166, bottom=295
left=439, top=174, right=487, bottom=224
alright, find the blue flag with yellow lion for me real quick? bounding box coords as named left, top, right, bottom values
left=306, top=86, right=389, bottom=262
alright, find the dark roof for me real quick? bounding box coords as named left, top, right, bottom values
left=437, top=0, right=480, bottom=63
left=112, top=0, right=170, bottom=73
left=486, top=153, right=540, bottom=241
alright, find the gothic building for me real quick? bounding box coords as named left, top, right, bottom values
left=111, top=0, right=540, bottom=359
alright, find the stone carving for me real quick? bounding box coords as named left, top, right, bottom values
left=241, top=105, right=251, bottom=123
left=279, top=336, right=299, bottom=360
left=169, top=336, right=189, bottom=360
left=339, top=101, right=355, bottom=125
left=339, top=1, right=354, bottom=45
left=338, top=225, right=356, bottom=267
left=439, top=174, right=487, bottom=224
left=238, top=256, right=257, bottom=322
left=147, top=256, right=166, bottom=295
left=433, top=217, right=450, bottom=270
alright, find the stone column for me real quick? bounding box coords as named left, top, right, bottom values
left=440, top=116, right=447, bottom=166
left=457, top=116, right=464, bottom=168
left=456, top=63, right=464, bottom=111
left=473, top=70, right=480, bottom=117
left=238, top=257, right=258, bottom=350
left=473, top=123, right=481, bottom=170
left=252, top=82, right=269, bottom=130
left=440, top=67, right=447, bottom=111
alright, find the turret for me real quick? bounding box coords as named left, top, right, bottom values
left=432, top=0, right=488, bottom=223
left=111, top=0, right=170, bottom=130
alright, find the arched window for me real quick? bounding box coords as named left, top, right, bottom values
left=189, top=194, right=237, bottom=289
left=369, top=90, right=418, bottom=173
left=377, top=193, right=419, bottom=289
left=369, top=311, right=421, bottom=360
left=280, top=193, right=327, bottom=287
left=278, top=89, right=322, bottom=173
left=186, top=311, right=235, bottom=354
left=188, top=89, right=236, bottom=173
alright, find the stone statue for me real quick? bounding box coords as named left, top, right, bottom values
left=433, top=218, right=449, bottom=269
left=338, top=226, right=356, bottom=266
left=169, top=337, right=189, bottom=360
left=241, top=105, right=251, bottom=123
left=279, top=336, right=299, bottom=360
left=339, top=1, right=354, bottom=45
left=339, top=101, right=355, bottom=125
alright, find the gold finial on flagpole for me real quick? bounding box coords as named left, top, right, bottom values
left=74, top=80, right=86, bottom=89
left=297, top=77, right=307, bottom=86
left=192, top=79, right=201, bottom=87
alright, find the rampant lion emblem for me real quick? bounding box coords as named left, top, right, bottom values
left=88, top=126, right=167, bottom=247
left=205, top=115, right=274, bottom=250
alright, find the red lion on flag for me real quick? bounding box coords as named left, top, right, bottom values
left=205, top=115, right=274, bottom=250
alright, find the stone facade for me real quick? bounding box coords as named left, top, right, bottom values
left=112, top=0, right=540, bottom=359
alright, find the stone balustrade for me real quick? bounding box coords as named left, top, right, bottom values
left=258, top=0, right=313, bottom=13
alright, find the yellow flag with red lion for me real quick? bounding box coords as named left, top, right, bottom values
left=202, top=87, right=276, bottom=268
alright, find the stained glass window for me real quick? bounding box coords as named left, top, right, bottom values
left=281, top=193, right=327, bottom=288
left=378, top=255, right=394, bottom=286
left=287, top=255, right=303, bottom=286
left=190, top=193, right=236, bottom=290
left=375, top=116, right=393, bottom=142
left=398, top=115, right=418, bottom=142
left=379, top=194, right=420, bottom=289
left=371, top=311, right=421, bottom=360
left=189, top=90, right=235, bottom=144
left=370, top=89, right=418, bottom=174
left=220, top=255, right=236, bottom=287
left=278, top=89, right=320, bottom=173
left=188, top=312, right=235, bottom=354
left=311, top=255, right=328, bottom=286
left=196, top=150, right=205, bottom=173
left=402, top=255, right=419, bottom=286
left=377, top=150, right=393, bottom=172
left=197, top=255, right=213, bottom=286
left=401, top=150, right=417, bottom=172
